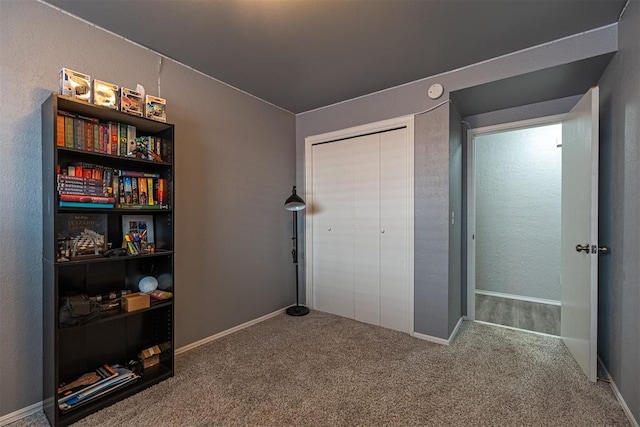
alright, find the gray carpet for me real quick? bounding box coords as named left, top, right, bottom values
left=10, top=311, right=629, bottom=426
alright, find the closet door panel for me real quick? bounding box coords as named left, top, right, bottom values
left=353, top=134, right=381, bottom=326
left=312, top=141, right=354, bottom=318
left=380, top=128, right=410, bottom=332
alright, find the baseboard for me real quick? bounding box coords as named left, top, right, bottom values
left=0, top=400, right=42, bottom=427
left=474, top=320, right=560, bottom=338
left=0, top=307, right=292, bottom=425
left=598, top=357, right=639, bottom=427
left=175, top=306, right=291, bottom=355
left=475, top=289, right=561, bottom=306
left=413, top=318, right=463, bottom=346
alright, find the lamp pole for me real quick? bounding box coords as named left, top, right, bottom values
left=284, top=186, right=309, bottom=316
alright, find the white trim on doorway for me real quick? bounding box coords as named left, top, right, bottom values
left=465, top=113, right=566, bottom=321
left=304, top=115, right=415, bottom=335
left=475, top=289, right=561, bottom=306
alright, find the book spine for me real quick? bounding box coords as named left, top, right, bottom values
left=57, top=174, right=106, bottom=186
left=119, top=170, right=161, bottom=178
left=59, top=194, right=116, bottom=203
left=138, top=177, right=148, bottom=205
left=57, top=187, right=108, bottom=197
left=157, top=178, right=165, bottom=206
left=147, top=178, right=154, bottom=205
left=119, top=123, right=127, bottom=156
left=123, top=176, right=132, bottom=204
left=56, top=115, right=65, bottom=146
left=59, top=201, right=114, bottom=209
left=127, top=125, right=137, bottom=156
left=131, top=176, right=139, bottom=204
left=85, top=120, right=94, bottom=152
left=64, top=116, right=74, bottom=148
left=94, top=122, right=100, bottom=152
left=108, top=122, right=117, bottom=155
left=74, top=118, right=83, bottom=150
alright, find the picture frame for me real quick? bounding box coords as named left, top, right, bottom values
left=122, top=215, right=155, bottom=254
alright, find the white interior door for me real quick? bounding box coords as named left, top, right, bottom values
left=353, top=134, right=381, bottom=325
left=312, top=140, right=354, bottom=318
left=561, top=87, right=599, bottom=382
left=380, top=128, right=410, bottom=332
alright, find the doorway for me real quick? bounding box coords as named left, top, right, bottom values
left=467, top=116, right=564, bottom=336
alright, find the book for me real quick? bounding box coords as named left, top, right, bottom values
left=157, top=178, right=166, bottom=206
left=84, top=119, right=94, bottom=152
left=131, top=176, right=139, bottom=204
left=123, top=176, right=133, bottom=204
left=58, top=365, right=139, bottom=411
left=147, top=178, right=154, bottom=205
left=64, top=114, right=74, bottom=148
left=57, top=187, right=108, bottom=197
left=59, top=194, right=115, bottom=204
left=59, top=201, right=114, bottom=209
left=138, top=177, right=148, bottom=205
left=119, top=123, right=127, bottom=156
left=108, top=122, right=118, bottom=155
left=56, top=114, right=65, bottom=146
left=120, top=170, right=161, bottom=178
left=73, top=117, right=83, bottom=150
left=127, top=125, right=137, bottom=156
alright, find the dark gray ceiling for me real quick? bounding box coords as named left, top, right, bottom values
left=46, top=0, right=625, bottom=113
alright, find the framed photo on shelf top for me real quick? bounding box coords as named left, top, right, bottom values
left=122, top=215, right=155, bottom=253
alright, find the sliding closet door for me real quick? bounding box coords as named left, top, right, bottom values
left=312, top=140, right=354, bottom=318
left=353, top=134, right=381, bottom=325
left=380, top=128, right=410, bottom=332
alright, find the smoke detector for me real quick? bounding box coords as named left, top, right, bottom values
left=428, top=83, right=444, bottom=100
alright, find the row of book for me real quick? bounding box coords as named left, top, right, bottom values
left=56, top=111, right=165, bottom=161
left=57, top=163, right=169, bottom=209
left=58, top=364, right=140, bottom=412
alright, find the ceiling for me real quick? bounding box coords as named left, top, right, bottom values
left=46, top=0, right=626, bottom=114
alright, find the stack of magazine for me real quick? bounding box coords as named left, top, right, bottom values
left=58, top=364, right=140, bottom=412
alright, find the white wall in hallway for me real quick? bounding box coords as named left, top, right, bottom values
left=475, top=124, right=562, bottom=300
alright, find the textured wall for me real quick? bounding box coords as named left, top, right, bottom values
left=0, top=0, right=295, bottom=417
left=448, top=106, right=463, bottom=334
left=414, top=106, right=450, bottom=338
left=598, top=0, right=640, bottom=422
left=475, top=124, right=562, bottom=300
left=296, top=24, right=616, bottom=339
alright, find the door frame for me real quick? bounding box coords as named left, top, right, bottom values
left=466, top=114, right=566, bottom=321
left=304, top=115, right=415, bottom=334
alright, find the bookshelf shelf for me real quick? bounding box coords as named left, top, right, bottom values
left=57, top=364, right=172, bottom=425
left=55, top=250, right=174, bottom=266
left=57, top=146, right=173, bottom=166
left=42, top=93, right=175, bottom=426
left=58, top=300, right=172, bottom=331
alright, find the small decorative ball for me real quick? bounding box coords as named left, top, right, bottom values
left=138, top=276, right=158, bottom=293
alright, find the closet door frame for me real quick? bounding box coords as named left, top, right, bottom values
left=304, top=115, right=415, bottom=335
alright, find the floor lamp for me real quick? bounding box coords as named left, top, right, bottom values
left=284, top=186, right=310, bottom=316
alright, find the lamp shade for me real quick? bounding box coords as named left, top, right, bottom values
left=284, top=186, right=306, bottom=211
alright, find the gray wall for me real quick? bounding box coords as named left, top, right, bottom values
left=598, top=0, right=640, bottom=422
left=475, top=124, right=562, bottom=301
left=448, top=106, right=463, bottom=334
left=0, top=0, right=295, bottom=417
left=414, top=106, right=451, bottom=338
left=296, top=23, right=616, bottom=339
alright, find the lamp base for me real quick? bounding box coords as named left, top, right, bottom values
left=286, top=305, right=310, bottom=316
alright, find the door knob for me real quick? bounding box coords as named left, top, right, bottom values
left=598, top=245, right=609, bottom=254
left=575, top=243, right=590, bottom=253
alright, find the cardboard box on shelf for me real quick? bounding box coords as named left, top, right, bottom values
left=122, top=292, right=150, bottom=312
